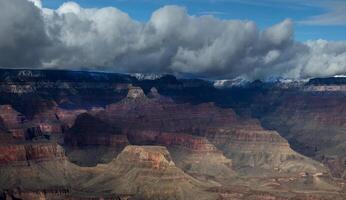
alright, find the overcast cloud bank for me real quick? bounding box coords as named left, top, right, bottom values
left=0, top=0, right=346, bottom=80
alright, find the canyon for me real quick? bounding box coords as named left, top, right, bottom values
left=0, top=69, right=346, bottom=199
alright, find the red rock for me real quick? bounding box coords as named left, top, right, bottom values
left=56, top=108, right=87, bottom=128
left=118, top=145, right=175, bottom=170
left=0, top=105, right=25, bottom=129
left=101, top=100, right=237, bottom=134
left=3, top=187, right=70, bottom=200
left=90, top=87, right=326, bottom=174
left=0, top=143, right=65, bottom=165
left=0, top=145, right=27, bottom=165
left=128, top=131, right=218, bottom=152
left=157, top=133, right=218, bottom=152
left=30, top=109, right=65, bottom=135
left=0, top=105, right=28, bottom=140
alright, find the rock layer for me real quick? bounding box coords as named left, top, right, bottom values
left=0, top=142, right=65, bottom=166
left=93, top=87, right=326, bottom=175
left=79, top=145, right=217, bottom=200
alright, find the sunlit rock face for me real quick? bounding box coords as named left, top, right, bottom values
left=0, top=143, right=65, bottom=166
left=76, top=145, right=218, bottom=200
left=117, top=145, right=175, bottom=169
left=126, top=86, right=146, bottom=99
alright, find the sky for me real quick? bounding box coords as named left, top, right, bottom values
left=0, top=0, right=346, bottom=80
left=42, top=0, right=346, bottom=41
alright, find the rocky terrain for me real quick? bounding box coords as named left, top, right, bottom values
left=257, top=89, right=346, bottom=180
left=0, top=69, right=346, bottom=199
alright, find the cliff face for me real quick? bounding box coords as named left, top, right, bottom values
left=0, top=145, right=27, bottom=165
left=157, top=133, right=218, bottom=152
left=0, top=105, right=26, bottom=140
left=65, top=113, right=125, bottom=146
left=91, top=87, right=325, bottom=175
left=0, top=105, right=25, bottom=129
left=56, top=109, right=87, bottom=128
left=212, top=78, right=346, bottom=182
left=117, top=145, right=175, bottom=169
left=128, top=131, right=218, bottom=152
left=0, top=142, right=73, bottom=196
left=63, top=113, right=129, bottom=166
left=266, top=94, right=346, bottom=127
left=125, top=131, right=236, bottom=181
left=102, top=88, right=237, bottom=133
left=258, top=93, right=346, bottom=178
left=0, top=105, right=85, bottom=141
left=3, top=188, right=70, bottom=200
left=0, top=105, right=75, bottom=198
left=0, top=143, right=65, bottom=165
left=79, top=145, right=218, bottom=200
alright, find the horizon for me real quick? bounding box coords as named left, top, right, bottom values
left=2, top=67, right=346, bottom=82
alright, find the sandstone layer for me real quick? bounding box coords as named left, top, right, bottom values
left=93, top=87, right=327, bottom=176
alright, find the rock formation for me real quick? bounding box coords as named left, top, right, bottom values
left=64, top=113, right=129, bottom=166
left=0, top=105, right=26, bottom=140
left=259, top=93, right=346, bottom=179
left=0, top=142, right=65, bottom=166
left=65, top=113, right=124, bottom=146
left=0, top=69, right=346, bottom=199
left=79, top=145, right=217, bottom=200
left=56, top=108, right=87, bottom=128
left=0, top=105, right=25, bottom=129
left=94, top=87, right=326, bottom=176
left=126, top=86, right=146, bottom=99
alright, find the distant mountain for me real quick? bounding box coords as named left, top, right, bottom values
left=308, top=77, right=346, bottom=85
left=213, top=77, right=250, bottom=88
left=0, top=68, right=135, bottom=83
left=130, top=73, right=164, bottom=80
left=213, top=76, right=308, bottom=89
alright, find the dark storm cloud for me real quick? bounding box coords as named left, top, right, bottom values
left=1, top=0, right=346, bottom=79
left=0, top=0, right=49, bottom=68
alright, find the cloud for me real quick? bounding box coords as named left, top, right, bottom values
left=41, top=4, right=301, bottom=79
left=0, top=0, right=346, bottom=80
left=198, top=11, right=228, bottom=16
left=224, top=0, right=346, bottom=26
left=28, top=0, right=42, bottom=8
left=300, top=1, right=346, bottom=26
left=0, top=0, right=49, bottom=68
left=301, top=40, right=346, bottom=77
